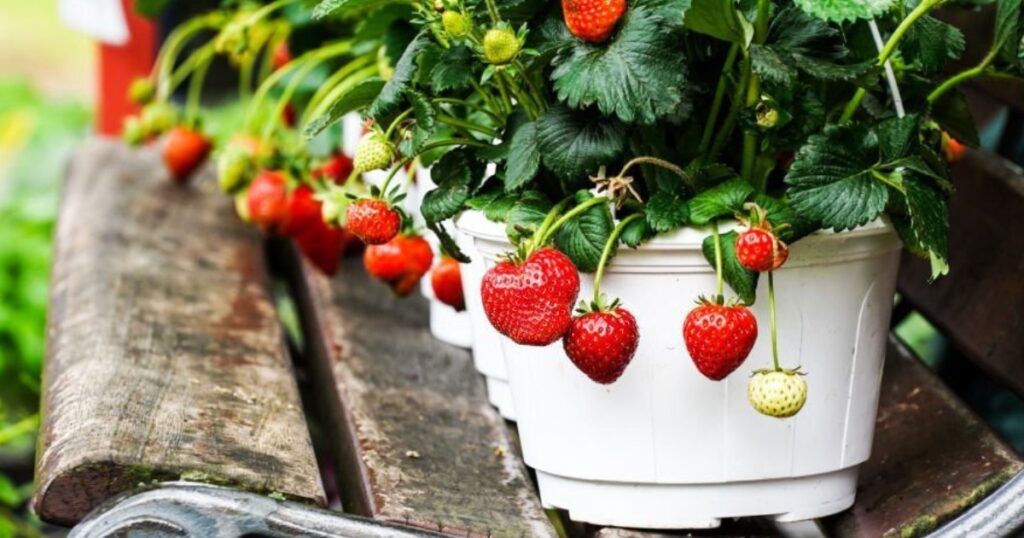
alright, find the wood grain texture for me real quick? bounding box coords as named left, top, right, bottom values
left=33, top=139, right=325, bottom=526
left=288, top=252, right=556, bottom=537
left=898, top=149, right=1024, bottom=398
left=824, top=337, right=1023, bottom=538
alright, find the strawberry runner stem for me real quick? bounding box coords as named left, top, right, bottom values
left=711, top=221, right=724, bottom=299
left=592, top=214, right=644, bottom=305
left=536, top=196, right=609, bottom=248
left=768, top=270, right=781, bottom=371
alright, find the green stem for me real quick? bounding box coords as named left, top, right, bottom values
left=617, top=156, right=693, bottom=191
left=302, top=63, right=377, bottom=128
left=768, top=270, right=780, bottom=371
left=927, top=47, right=999, bottom=103
left=538, top=196, right=609, bottom=247
left=263, top=53, right=322, bottom=139
left=493, top=73, right=514, bottom=115
left=156, top=14, right=223, bottom=101
left=434, top=97, right=502, bottom=122
left=303, top=55, right=374, bottom=124
left=712, top=221, right=724, bottom=298
left=0, top=414, right=39, bottom=446
left=709, top=57, right=750, bottom=161
left=384, top=108, right=415, bottom=140
left=840, top=0, right=942, bottom=123
left=513, top=60, right=547, bottom=114
left=469, top=78, right=503, bottom=119
left=699, top=44, right=740, bottom=158
left=741, top=0, right=770, bottom=189
left=498, top=71, right=537, bottom=119
left=185, top=50, right=213, bottom=124
left=592, top=214, right=643, bottom=303
left=529, top=198, right=573, bottom=252
left=437, top=115, right=500, bottom=138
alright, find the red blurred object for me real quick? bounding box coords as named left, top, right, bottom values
left=97, top=0, right=158, bottom=136
left=312, top=153, right=355, bottom=184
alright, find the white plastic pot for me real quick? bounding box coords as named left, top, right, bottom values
left=460, top=210, right=902, bottom=529
left=455, top=216, right=516, bottom=420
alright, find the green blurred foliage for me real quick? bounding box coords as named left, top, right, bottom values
left=0, top=80, right=91, bottom=537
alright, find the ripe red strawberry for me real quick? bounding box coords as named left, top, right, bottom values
left=162, top=126, right=212, bottom=182
left=364, top=234, right=434, bottom=296
left=312, top=153, right=354, bottom=185
left=481, top=247, right=580, bottom=346
left=295, top=219, right=359, bottom=275
left=431, top=257, right=465, bottom=311
left=346, top=199, right=401, bottom=245
left=735, top=227, right=789, bottom=272
left=944, top=133, right=966, bottom=163
left=683, top=302, right=758, bottom=381
left=563, top=307, right=639, bottom=384
left=562, top=0, right=627, bottom=43
left=246, top=171, right=289, bottom=232
left=280, top=185, right=322, bottom=237
left=281, top=103, right=297, bottom=128
left=272, top=40, right=292, bottom=71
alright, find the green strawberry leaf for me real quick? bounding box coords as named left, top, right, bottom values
left=688, top=178, right=755, bottom=225
left=467, top=189, right=520, bottom=222
left=535, top=106, right=626, bottom=183
left=426, top=45, right=478, bottom=92
left=505, top=191, right=553, bottom=244
left=785, top=123, right=891, bottom=231
left=621, top=214, right=656, bottom=248
left=996, top=0, right=1024, bottom=65
left=645, top=192, right=691, bottom=233
left=421, top=148, right=483, bottom=224
left=930, top=89, right=980, bottom=148
left=876, top=114, right=920, bottom=162
left=702, top=231, right=759, bottom=305
left=554, top=191, right=615, bottom=273
left=505, top=120, right=542, bottom=191
left=312, top=0, right=399, bottom=19
left=893, top=172, right=949, bottom=279
left=902, top=15, right=965, bottom=74
left=793, top=0, right=896, bottom=23
left=751, top=7, right=870, bottom=85
left=551, top=6, right=689, bottom=124
left=407, top=90, right=436, bottom=153
left=303, top=78, right=385, bottom=139
left=684, top=0, right=753, bottom=45
left=367, top=31, right=430, bottom=120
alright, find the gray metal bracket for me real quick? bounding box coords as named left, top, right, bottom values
left=70, top=482, right=444, bottom=538
left=929, top=470, right=1024, bottom=538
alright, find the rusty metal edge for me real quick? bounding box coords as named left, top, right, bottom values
left=928, top=470, right=1024, bottom=538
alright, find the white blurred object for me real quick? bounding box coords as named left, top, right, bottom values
left=59, top=0, right=130, bottom=45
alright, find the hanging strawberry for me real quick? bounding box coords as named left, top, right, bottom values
left=562, top=0, right=627, bottom=43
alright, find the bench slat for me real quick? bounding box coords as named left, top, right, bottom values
left=898, top=150, right=1024, bottom=398
left=33, top=140, right=325, bottom=526
left=288, top=252, right=556, bottom=537
left=824, top=336, right=1023, bottom=537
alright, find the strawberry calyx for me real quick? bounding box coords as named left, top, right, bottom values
left=575, top=293, right=622, bottom=316
left=751, top=366, right=805, bottom=376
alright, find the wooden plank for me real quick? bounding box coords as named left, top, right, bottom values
left=33, top=139, right=325, bottom=526
left=287, top=252, right=557, bottom=537
left=898, top=149, right=1024, bottom=398
left=824, top=336, right=1023, bottom=538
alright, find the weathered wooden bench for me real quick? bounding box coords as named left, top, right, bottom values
left=31, top=131, right=1024, bottom=537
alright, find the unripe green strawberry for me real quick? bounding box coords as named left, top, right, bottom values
left=748, top=369, right=807, bottom=418
left=234, top=191, right=251, bottom=222
left=217, top=145, right=254, bottom=194
left=140, top=102, right=176, bottom=136
left=353, top=134, right=394, bottom=173
left=128, top=78, right=156, bottom=105
left=442, top=10, right=469, bottom=38
left=123, top=116, right=146, bottom=146
left=483, top=28, right=520, bottom=65
left=756, top=103, right=779, bottom=129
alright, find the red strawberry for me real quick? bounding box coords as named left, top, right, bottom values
left=431, top=257, right=466, bottom=311
left=944, top=133, right=966, bottom=163
left=281, top=103, right=297, bottom=128
left=163, top=126, right=212, bottom=182
left=735, top=227, right=789, bottom=272
left=364, top=234, right=434, bottom=296
left=562, top=0, right=627, bottom=43
left=346, top=199, right=401, bottom=245
left=247, top=171, right=289, bottom=232
left=312, top=153, right=354, bottom=184
left=481, top=248, right=580, bottom=346
left=563, top=307, right=639, bottom=384
left=272, top=41, right=292, bottom=71
left=295, top=220, right=358, bottom=275
left=683, top=302, right=758, bottom=381
left=280, top=185, right=323, bottom=237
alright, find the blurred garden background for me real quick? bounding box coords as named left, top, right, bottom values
left=0, top=1, right=92, bottom=536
